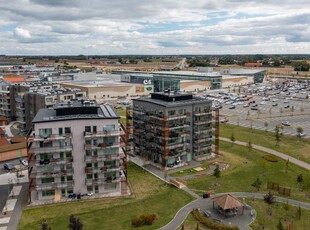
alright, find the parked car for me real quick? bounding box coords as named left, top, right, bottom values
left=282, top=121, right=291, bottom=126
left=229, top=105, right=236, bottom=109
left=297, top=132, right=306, bottom=137
left=251, top=107, right=258, bottom=111
left=272, top=103, right=278, bottom=107
left=284, top=100, right=289, bottom=103
left=3, top=163, right=15, bottom=171
left=243, top=104, right=249, bottom=108
left=284, top=104, right=290, bottom=108
left=20, top=159, right=28, bottom=166
left=220, top=118, right=229, bottom=123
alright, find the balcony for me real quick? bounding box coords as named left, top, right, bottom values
left=100, top=165, right=120, bottom=172
left=31, top=133, right=72, bottom=142
left=194, top=137, right=212, bottom=143
left=84, top=130, right=120, bottom=138
left=166, top=114, right=187, bottom=121
left=194, top=120, right=212, bottom=125
left=29, top=145, right=73, bottom=154
left=85, top=167, right=101, bottom=174
left=36, top=181, right=74, bottom=191
left=84, top=142, right=120, bottom=150
left=85, top=154, right=119, bottom=163
left=85, top=177, right=121, bottom=186
left=194, top=111, right=211, bottom=116
left=31, top=169, right=73, bottom=179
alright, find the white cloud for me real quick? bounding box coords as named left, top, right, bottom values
left=0, top=0, right=310, bottom=54
left=14, top=27, right=31, bottom=39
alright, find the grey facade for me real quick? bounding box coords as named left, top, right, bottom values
left=28, top=101, right=126, bottom=202
left=132, top=92, right=213, bottom=169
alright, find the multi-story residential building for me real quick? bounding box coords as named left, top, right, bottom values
left=27, top=101, right=126, bottom=202
left=0, top=81, right=11, bottom=125
left=10, top=82, right=86, bottom=132
left=132, top=91, right=213, bottom=169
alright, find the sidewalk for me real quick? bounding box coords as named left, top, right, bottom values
left=219, top=137, right=310, bottom=171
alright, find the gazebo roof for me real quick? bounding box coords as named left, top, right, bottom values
left=212, top=194, right=244, bottom=210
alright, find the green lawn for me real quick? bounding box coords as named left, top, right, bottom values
left=18, top=163, right=194, bottom=230
left=186, top=141, right=310, bottom=202
left=247, top=199, right=310, bottom=230
left=220, top=123, right=310, bottom=164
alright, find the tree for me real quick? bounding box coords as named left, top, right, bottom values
left=251, top=177, right=262, bottom=191
left=290, top=106, right=295, bottom=116
left=230, top=133, right=235, bottom=146
left=247, top=139, right=253, bottom=152
left=269, top=108, right=272, bottom=118
left=213, top=165, right=221, bottom=178
left=275, top=125, right=281, bottom=146
left=246, top=110, right=250, bottom=120
left=296, top=127, right=303, bottom=137
left=297, top=174, right=303, bottom=183
left=264, top=122, right=269, bottom=132
left=69, top=214, right=83, bottom=230
left=41, top=219, right=51, bottom=230
left=280, top=108, right=283, bottom=116
left=257, top=109, right=261, bottom=118
left=286, top=158, right=290, bottom=173
left=277, top=219, right=285, bottom=230
left=181, top=224, right=184, bottom=230
left=264, top=192, right=275, bottom=204
left=196, top=223, right=200, bottom=230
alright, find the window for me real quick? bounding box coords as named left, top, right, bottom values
left=85, top=126, right=91, bottom=132
left=95, top=185, right=99, bottom=193
left=66, top=152, right=72, bottom=158
left=42, top=190, right=55, bottom=197
left=93, top=126, right=97, bottom=133
left=105, top=183, right=116, bottom=190
left=65, top=127, right=71, bottom=134
left=41, top=177, right=54, bottom=184
left=87, top=174, right=92, bottom=179
left=67, top=175, right=73, bottom=181
left=103, top=125, right=115, bottom=131
left=59, top=128, right=63, bottom=136
left=39, top=128, right=52, bottom=138
left=87, top=186, right=93, bottom=192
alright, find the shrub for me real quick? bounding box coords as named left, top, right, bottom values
left=263, top=155, right=278, bottom=162
left=192, top=209, right=239, bottom=230
left=264, top=192, right=276, bottom=204
left=131, top=214, right=156, bottom=227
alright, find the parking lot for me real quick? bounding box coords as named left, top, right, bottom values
left=204, top=79, right=310, bottom=138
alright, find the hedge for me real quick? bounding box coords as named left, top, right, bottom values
left=191, top=209, right=239, bottom=230
left=262, top=155, right=278, bottom=162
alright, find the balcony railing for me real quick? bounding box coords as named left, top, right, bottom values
left=36, top=181, right=74, bottom=191
left=85, top=154, right=119, bottom=163
left=30, top=169, right=74, bottom=179
left=84, top=142, right=120, bottom=150
left=29, top=145, right=73, bottom=154
left=194, top=111, right=211, bottom=116
left=84, top=130, right=120, bottom=138
left=85, top=177, right=121, bottom=186
left=31, top=133, right=72, bottom=142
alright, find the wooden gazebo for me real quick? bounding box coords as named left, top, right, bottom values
left=212, top=194, right=245, bottom=216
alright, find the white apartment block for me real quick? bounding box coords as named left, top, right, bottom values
left=27, top=101, right=126, bottom=202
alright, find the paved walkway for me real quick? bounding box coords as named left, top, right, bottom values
left=219, top=137, right=310, bottom=170
left=158, top=192, right=310, bottom=230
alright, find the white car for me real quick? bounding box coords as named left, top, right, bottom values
left=20, top=159, right=28, bottom=166
left=260, top=101, right=266, bottom=105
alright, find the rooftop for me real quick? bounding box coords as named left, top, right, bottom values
left=32, top=101, right=119, bottom=123
left=133, top=91, right=211, bottom=107
left=153, top=70, right=221, bottom=77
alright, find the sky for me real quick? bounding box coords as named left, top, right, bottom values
left=0, top=0, right=310, bottom=55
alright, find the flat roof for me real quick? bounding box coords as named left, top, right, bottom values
left=228, top=69, right=265, bottom=75
left=32, top=101, right=119, bottom=123
left=61, top=79, right=144, bottom=88
left=133, top=92, right=211, bottom=107
left=153, top=70, right=221, bottom=77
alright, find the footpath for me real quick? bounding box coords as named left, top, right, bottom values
left=219, top=137, right=310, bottom=170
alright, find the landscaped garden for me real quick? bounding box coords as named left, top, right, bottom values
left=18, top=163, right=194, bottom=230
left=186, top=141, right=310, bottom=202
left=220, top=123, right=310, bottom=164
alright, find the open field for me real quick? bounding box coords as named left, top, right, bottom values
left=247, top=199, right=310, bottom=230
left=18, top=163, right=194, bottom=230
left=220, top=124, right=310, bottom=164
left=186, top=141, right=310, bottom=202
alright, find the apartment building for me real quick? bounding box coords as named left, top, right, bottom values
left=27, top=101, right=126, bottom=202
left=10, top=82, right=86, bottom=132
left=0, top=81, right=11, bottom=125
left=132, top=91, right=213, bottom=169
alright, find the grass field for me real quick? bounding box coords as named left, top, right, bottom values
left=220, top=123, right=310, bottom=164
left=18, top=163, right=194, bottom=230
left=186, top=141, right=310, bottom=202
left=247, top=199, right=310, bottom=230
left=178, top=199, right=310, bottom=230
